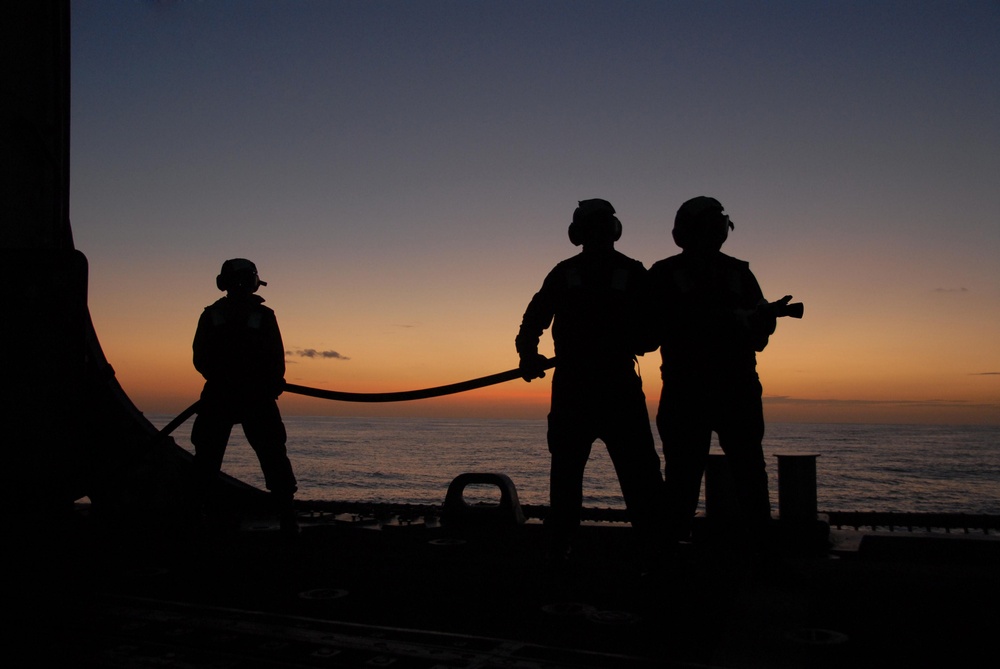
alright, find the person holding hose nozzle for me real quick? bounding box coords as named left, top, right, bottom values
left=649, top=196, right=802, bottom=550
left=191, top=258, right=299, bottom=536
left=516, top=199, right=666, bottom=568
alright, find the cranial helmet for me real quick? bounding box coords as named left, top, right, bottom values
left=568, top=198, right=622, bottom=246
left=672, top=196, right=734, bottom=251
left=216, top=258, right=267, bottom=293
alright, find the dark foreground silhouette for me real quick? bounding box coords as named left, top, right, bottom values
left=192, top=258, right=298, bottom=535
left=516, top=199, right=665, bottom=564
left=650, top=196, right=802, bottom=546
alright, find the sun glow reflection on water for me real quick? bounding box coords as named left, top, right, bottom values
left=151, top=417, right=1000, bottom=515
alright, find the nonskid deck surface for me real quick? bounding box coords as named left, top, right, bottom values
left=76, top=595, right=667, bottom=669
left=8, top=510, right=1000, bottom=668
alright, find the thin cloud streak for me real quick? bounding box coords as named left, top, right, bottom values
left=764, top=396, right=997, bottom=410
left=287, top=349, right=350, bottom=361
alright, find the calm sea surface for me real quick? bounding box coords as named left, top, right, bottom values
left=148, top=417, right=1000, bottom=515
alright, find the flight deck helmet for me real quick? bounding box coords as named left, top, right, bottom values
left=216, top=258, right=267, bottom=293
left=672, top=196, right=734, bottom=252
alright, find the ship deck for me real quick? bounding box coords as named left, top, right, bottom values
left=8, top=504, right=1000, bottom=669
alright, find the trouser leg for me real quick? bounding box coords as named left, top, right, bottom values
left=603, top=412, right=667, bottom=546
left=717, top=380, right=771, bottom=528
left=657, top=389, right=713, bottom=542
left=242, top=402, right=297, bottom=498
left=546, top=416, right=593, bottom=553
left=243, top=402, right=298, bottom=534
left=190, top=413, right=233, bottom=509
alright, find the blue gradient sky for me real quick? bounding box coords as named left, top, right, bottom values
left=69, top=1, right=1000, bottom=424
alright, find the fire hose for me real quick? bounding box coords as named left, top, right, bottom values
left=156, top=357, right=556, bottom=438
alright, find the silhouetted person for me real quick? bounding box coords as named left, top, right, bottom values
left=516, top=199, right=664, bottom=564
left=191, top=258, right=298, bottom=534
left=649, top=197, right=788, bottom=544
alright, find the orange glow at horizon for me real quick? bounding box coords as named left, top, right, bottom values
left=73, top=2, right=1000, bottom=428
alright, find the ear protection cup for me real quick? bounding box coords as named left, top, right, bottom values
left=568, top=220, right=585, bottom=246
left=610, top=215, right=623, bottom=242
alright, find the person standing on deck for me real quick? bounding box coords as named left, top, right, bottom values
left=516, top=199, right=665, bottom=564
left=649, top=197, right=789, bottom=546
left=191, top=258, right=298, bottom=535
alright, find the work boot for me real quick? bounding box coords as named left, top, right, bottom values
left=280, top=509, right=300, bottom=537
left=274, top=493, right=299, bottom=538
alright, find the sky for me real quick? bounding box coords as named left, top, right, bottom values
left=69, top=1, right=1000, bottom=425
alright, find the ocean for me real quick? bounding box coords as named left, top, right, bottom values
left=148, top=416, right=1000, bottom=516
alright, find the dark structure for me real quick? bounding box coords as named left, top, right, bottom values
left=1, top=1, right=266, bottom=530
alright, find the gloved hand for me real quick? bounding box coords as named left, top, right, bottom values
left=518, top=353, right=549, bottom=382
left=762, top=295, right=793, bottom=316
left=272, top=379, right=286, bottom=399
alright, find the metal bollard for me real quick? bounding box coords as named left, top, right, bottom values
left=442, top=472, right=526, bottom=528
left=705, top=454, right=739, bottom=521
left=776, top=454, right=819, bottom=522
